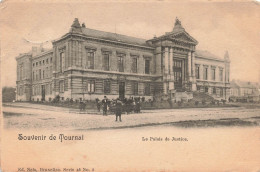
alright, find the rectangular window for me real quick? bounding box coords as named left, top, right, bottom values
left=46, top=59, right=49, bottom=64
left=213, top=87, right=216, bottom=94
left=87, top=80, right=95, bottom=93
left=87, top=52, right=95, bottom=69
left=131, top=56, right=138, bottom=73
left=203, top=67, right=208, bottom=80
left=50, top=57, right=52, bottom=63
left=33, top=63, right=35, bottom=67
left=145, top=60, right=150, bottom=74
left=220, top=88, right=223, bottom=96
left=104, top=80, right=111, bottom=93
left=43, top=60, right=45, bottom=65
left=59, top=80, right=64, bottom=93
left=43, top=70, right=45, bottom=79
left=144, top=83, right=150, bottom=96
left=103, top=54, right=110, bottom=71
left=219, top=69, right=223, bottom=81
left=39, top=69, right=41, bottom=80
left=118, top=55, right=124, bottom=72
left=39, top=61, right=41, bottom=65
left=50, top=83, right=52, bottom=94
left=32, top=71, right=34, bottom=81
left=205, top=87, right=208, bottom=93
left=50, top=66, right=52, bottom=78
left=60, top=52, right=65, bottom=72
left=195, top=65, right=200, bottom=79
left=132, top=82, right=138, bottom=95
left=211, top=68, right=216, bottom=81
left=36, top=62, right=38, bottom=66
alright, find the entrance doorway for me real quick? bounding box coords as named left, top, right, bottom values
left=119, top=82, right=125, bottom=99
left=173, top=59, right=183, bottom=91
left=41, top=85, right=45, bottom=101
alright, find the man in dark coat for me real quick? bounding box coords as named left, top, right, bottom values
left=115, top=98, right=123, bottom=122
left=102, top=96, right=108, bottom=116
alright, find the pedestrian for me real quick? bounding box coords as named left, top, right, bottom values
left=115, top=98, right=123, bottom=122
left=102, top=96, right=108, bottom=116
left=96, top=98, right=101, bottom=112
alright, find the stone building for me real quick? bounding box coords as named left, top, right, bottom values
left=230, top=80, right=259, bottom=102
left=16, top=18, right=230, bottom=102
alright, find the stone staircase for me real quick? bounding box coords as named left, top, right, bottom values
left=192, top=91, right=215, bottom=102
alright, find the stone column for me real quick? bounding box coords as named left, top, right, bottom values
left=187, top=51, right=192, bottom=81
left=191, top=52, right=196, bottom=91
left=164, top=47, right=169, bottom=74
left=169, top=48, right=173, bottom=75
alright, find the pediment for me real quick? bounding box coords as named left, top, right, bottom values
left=168, top=32, right=198, bottom=44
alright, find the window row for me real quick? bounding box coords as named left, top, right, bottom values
left=197, top=86, right=224, bottom=96
left=32, top=84, right=52, bottom=96
left=32, top=66, right=52, bottom=81
left=59, top=51, right=151, bottom=74
left=58, top=80, right=151, bottom=96
left=33, top=57, right=53, bottom=67
left=195, top=65, right=224, bottom=82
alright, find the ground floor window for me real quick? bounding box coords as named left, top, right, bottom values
left=205, top=87, right=208, bottom=93
left=213, top=87, right=216, bottom=94
left=197, top=86, right=201, bottom=91
left=220, top=88, right=224, bottom=96
left=144, top=83, right=151, bottom=96
left=132, top=82, right=138, bottom=95
left=59, top=80, right=64, bottom=93
left=104, top=80, right=111, bottom=93
left=87, top=80, right=95, bottom=93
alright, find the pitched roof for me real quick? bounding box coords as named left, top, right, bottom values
left=231, top=80, right=259, bottom=89
left=195, top=50, right=224, bottom=61
left=81, top=27, right=151, bottom=47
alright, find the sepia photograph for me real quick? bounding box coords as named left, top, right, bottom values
left=1, top=0, right=260, bottom=171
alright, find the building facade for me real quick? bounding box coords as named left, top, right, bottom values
left=16, top=18, right=230, bottom=102
left=230, top=80, right=259, bottom=102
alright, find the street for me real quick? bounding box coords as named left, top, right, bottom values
left=2, top=102, right=260, bottom=130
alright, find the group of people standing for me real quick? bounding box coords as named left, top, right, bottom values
left=95, top=96, right=142, bottom=122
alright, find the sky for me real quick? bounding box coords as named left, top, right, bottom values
left=0, top=1, right=260, bottom=87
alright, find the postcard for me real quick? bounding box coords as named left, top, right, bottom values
left=1, top=0, right=260, bottom=171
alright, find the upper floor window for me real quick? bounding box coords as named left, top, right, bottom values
left=145, top=59, right=150, bottom=74
left=46, top=59, right=49, bottom=64
left=33, top=63, right=35, bottom=67
left=219, top=69, right=223, bottom=81
left=39, top=69, right=41, bottom=80
left=39, top=61, right=41, bottom=65
left=36, top=62, right=38, bottom=66
left=195, top=65, right=200, bottom=79
left=43, top=60, right=45, bottom=65
left=60, top=52, right=65, bottom=72
left=203, top=67, right=208, bottom=80
left=87, top=52, right=95, bottom=69
left=103, top=54, right=110, bottom=71
left=117, top=54, right=124, bottom=72
left=211, top=68, right=216, bottom=81
left=131, top=56, right=138, bottom=73
left=50, top=57, right=52, bottom=63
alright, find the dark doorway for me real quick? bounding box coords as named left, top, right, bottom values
left=119, top=82, right=125, bottom=99
left=173, top=59, right=183, bottom=91
left=41, top=85, right=45, bottom=101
